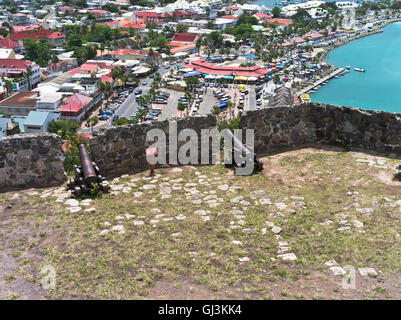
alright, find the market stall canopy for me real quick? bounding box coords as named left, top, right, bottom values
left=245, top=53, right=258, bottom=59
left=234, top=76, right=248, bottom=81
left=179, top=68, right=194, bottom=73
left=183, top=71, right=202, bottom=78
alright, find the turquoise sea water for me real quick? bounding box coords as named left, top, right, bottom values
left=252, top=0, right=366, bottom=9
left=310, top=22, right=401, bottom=113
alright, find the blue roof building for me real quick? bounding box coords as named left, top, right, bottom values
left=22, top=111, right=59, bottom=133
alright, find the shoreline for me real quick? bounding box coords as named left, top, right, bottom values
left=296, top=18, right=401, bottom=98
left=322, top=19, right=401, bottom=64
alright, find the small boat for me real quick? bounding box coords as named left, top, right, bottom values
left=354, top=68, right=365, bottom=72
left=346, top=66, right=351, bottom=69
left=334, top=75, right=339, bottom=78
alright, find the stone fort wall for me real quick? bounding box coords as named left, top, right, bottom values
left=1, top=103, right=401, bottom=189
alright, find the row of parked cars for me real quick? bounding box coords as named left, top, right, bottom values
left=213, top=90, right=231, bottom=103
left=153, top=91, right=170, bottom=105
left=99, top=87, right=135, bottom=121
left=130, top=91, right=171, bottom=122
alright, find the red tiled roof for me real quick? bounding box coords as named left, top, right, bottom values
left=221, top=15, right=239, bottom=19
left=172, top=33, right=199, bottom=43
left=266, top=18, right=293, bottom=26
left=168, top=41, right=185, bottom=47
left=137, top=11, right=159, bottom=17
left=90, top=9, right=109, bottom=14
left=80, top=64, right=98, bottom=71
left=12, top=25, right=40, bottom=33
left=0, top=36, right=18, bottom=49
left=121, top=23, right=145, bottom=29
left=60, top=93, right=92, bottom=113
left=186, top=59, right=269, bottom=77
left=0, top=58, right=32, bottom=69
left=59, top=6, right=73, bottom=11
left=66, top=67, right=81, bottom=75
left=254, top=13, right=271, bottom=20
left=11, top=29, right=65, bottom=41
left=111, top=49, right=140, bottom=55
left=100, top=74, right=113, bottom=84
left=170, top=43, right=196, bottom=53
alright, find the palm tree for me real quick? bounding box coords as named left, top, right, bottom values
left=4, top=79, right=13, bottom=97
left=177, top=102, right=186, bottom=117
left=195, top=38, right=203, bottom=57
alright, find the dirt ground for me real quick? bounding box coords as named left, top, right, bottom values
left=1, top=146, right=401, bottom=300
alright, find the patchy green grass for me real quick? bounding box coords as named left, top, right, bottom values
left=1, top=147, right=401, bottom=299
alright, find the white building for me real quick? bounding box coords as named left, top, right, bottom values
left=281, top=1, right=325, bottom=17
left=214, top=18, right=236, bottom=30
left=336, top=1, right=359, bottom=10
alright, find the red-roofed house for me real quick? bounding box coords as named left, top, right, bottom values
left=60, top=93, right=93, bottom=121
left=80, top=63, right=99, bottom=74
left=172, top=33, right=201, bottom=44
left=137, top=11, right=160, bottom=22
left=168, top=42, right=185, bottom=48
left=221, top=15, right=239, bottom=20
left=90, top=9, right=111, bottom=19
left=266, top=18, right=293, bottom=26
left=58, top=6, right=74, bottom=14
left=186, top=59, right=269, bottom=78
left=11, top=29, right=65, bottom=46
left=0, top=36, right=20, bottom=50
left=253, top=12, right=271, bottom=22
left=100, top=74, right=113, bottom=85
left=121, top=23, right=145, bottom=31
left=173, top=10, right=197, bottom=18
left=12, top=24, right=40, bottom=33
left=0, top=59, right=41, bottom=91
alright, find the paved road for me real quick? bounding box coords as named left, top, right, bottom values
left=198, top=87, right=216, bottom=115
left=159, top=89, right=182, bottom=121
left=42, top=5, right=56, bottom=30
left=78, top=68, right=171, bottom=134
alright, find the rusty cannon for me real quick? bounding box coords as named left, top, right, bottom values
left=67, top=142, right=110, bottom=197
left=223, top=129, right=263, bottom=175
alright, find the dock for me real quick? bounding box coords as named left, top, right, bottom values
left=295, top=68, right=345, bottom=96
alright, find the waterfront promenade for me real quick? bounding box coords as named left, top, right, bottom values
left=295, top=68, right=345, bottom=96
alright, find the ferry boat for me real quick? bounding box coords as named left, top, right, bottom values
left=354, top=68, right=365, bottom=72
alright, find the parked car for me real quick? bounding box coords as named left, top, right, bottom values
left=135, top=89, right=142, bottom=95
left=99, top=115, right=108, bottom=121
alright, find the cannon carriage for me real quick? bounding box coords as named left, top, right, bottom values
left=67, top=143, right=110, bottom=196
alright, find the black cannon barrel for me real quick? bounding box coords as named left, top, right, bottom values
left=78, top=143, right=98, bottom=185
